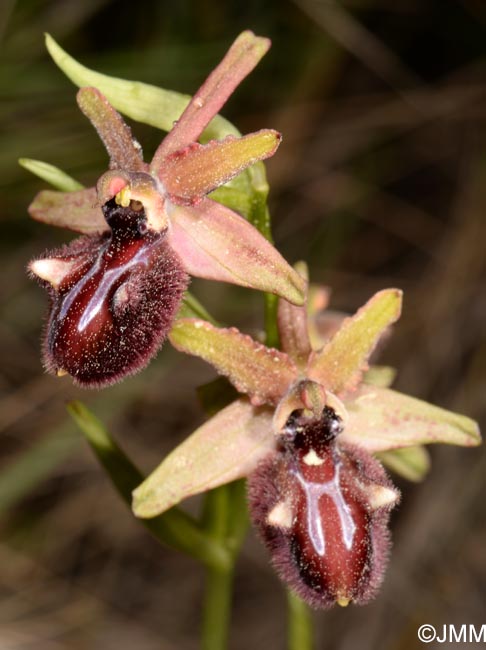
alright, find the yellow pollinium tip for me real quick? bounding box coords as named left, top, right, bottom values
left=115, top=186, right=131, bottom=207
left=336, top=596, right=350, bottom=607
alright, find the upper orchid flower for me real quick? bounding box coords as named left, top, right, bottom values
left=27, top=32, right=304, bottom=387
left=132, top=276, right=480, bottom=608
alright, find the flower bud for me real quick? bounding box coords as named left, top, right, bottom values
left=29, top=198, right=188, bottom=386
left=248, top=406, right=399, bottom=608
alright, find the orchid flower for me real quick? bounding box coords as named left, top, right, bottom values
left=132, top=277, right=480, bottom=608
left=27, top=32, right=304, bottom=387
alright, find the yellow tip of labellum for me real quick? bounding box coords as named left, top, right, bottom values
left=336, top=596, right=351, bottom=607
left=56, top=368, right=68, bottom=377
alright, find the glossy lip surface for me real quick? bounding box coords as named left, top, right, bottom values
left=40, top=199, right=188, bottom=386
left=248, top=407, right=395, bottom=609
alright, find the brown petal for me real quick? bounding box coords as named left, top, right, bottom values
left=307, top=289, right=402, bottom=395
left=167, top=198, right=305, bottom=305
left=132, top=398, right=275, bottom=518
left=28, top=188, right=108, bottom=234
left=77, top=87, right=146, bottom=171
left=273, top=380, right=327, bottom=432
left=151, top=31, right=270, bottom=167
left=277, top=262, right=312, bottom=367
left=169, top=319, right=298, bottom=405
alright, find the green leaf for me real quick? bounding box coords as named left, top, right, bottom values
left=341, top=386, right=481, bottom=452
left=178, top=292, right=218, bottom=324
left=307, top=289, right=402, bottom=395
left=208, top=186, right=253, bottom=220
left=132, top=398, right=274, bottom=518
left=67, top=400, right=230, bottom=570
left=19, top=158, right=84, bottom=192
left=377, top=446, right=431, bottom=482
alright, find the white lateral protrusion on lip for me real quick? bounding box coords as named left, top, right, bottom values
left=267, top=500, right=294, bottom=529
left=366, top=484, right=399, bottom=510
left=29, top=258, right=76, bottom=289
left=303, top=449, right=324, bottom=466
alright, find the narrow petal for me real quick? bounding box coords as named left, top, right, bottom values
left=307, top=289, right=402, bottom=395
left=77, top=87, right=145, bottom=171
left=19, top=158, right=83, bottom=192
left=340, top=385, right=481, bottom=452
left=151, top=31, right=270, bottom=167
left=132, top=399, right=275, bottom=518
left=277, top=263, right=312, bottom=366
left=28, top=188, right=108, bottom=234
left=167, top=198, right=305, bottom=305
left=159, top=130, right=281, bottom=203
left=377, top=446, right=431, bottom=483
left=169, top=319, right=298, bottom=405
left=273, top=380, right=327, bottom=432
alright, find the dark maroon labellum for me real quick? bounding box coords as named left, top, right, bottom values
left=33, top=199, right=188, bottom=387
left=248, top=407, right=398, bottom=608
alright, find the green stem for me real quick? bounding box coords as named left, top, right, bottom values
left=264, top=292, right=280, bottom=348
left=248, top=173, right=281, bottom=349
left=201, top=485, right=234, bottom=650
left=200, top=481, right=249, bottom=649
left=287, top=591, right=314, bottom=650
left=202, top=564, right=234, bottom=650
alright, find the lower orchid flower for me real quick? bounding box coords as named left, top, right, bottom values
left=26, top=32, right=304, bottom=387
left=132, top=277, right=480, bottom=608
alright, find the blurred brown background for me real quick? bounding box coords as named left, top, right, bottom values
left=1, top=1, right=486, bottom=648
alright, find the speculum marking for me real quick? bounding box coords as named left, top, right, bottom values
left=293, top=462, right=356, bottom=556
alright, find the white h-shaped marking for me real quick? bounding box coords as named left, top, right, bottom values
left=58, top=242, right=152, bottom=332
left=293, top=462, right=356, bottom=557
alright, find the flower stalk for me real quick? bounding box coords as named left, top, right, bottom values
left=287, top=591, right=314, bottom=650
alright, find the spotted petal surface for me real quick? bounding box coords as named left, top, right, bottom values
left=170, top=319, right=298, bottom=405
